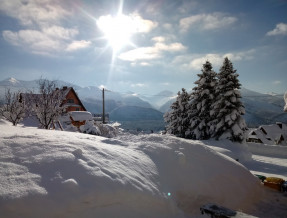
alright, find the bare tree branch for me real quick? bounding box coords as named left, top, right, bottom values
left=1, top=88, right=26, bottom=126
left=32, top=79, right=66, bottom=129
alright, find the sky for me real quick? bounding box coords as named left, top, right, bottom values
left=0, top=0, right=286, bottom=95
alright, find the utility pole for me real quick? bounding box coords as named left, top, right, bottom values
left=102, top=88, right=105, bottom=124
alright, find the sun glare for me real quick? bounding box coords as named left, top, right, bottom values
left=97, top=14, right=135, bottom=52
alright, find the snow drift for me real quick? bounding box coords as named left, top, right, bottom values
left=0, top=120, right=263, bottom=217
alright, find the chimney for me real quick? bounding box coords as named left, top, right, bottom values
left=63, top=86, right=67, bottom=90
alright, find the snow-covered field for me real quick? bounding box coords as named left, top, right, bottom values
left=0, top=119, right=286, bottom=217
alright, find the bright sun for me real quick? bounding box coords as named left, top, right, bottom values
left=97, top=14, right=134, bottom=52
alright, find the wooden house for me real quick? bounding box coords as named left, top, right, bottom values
left=20, top=86, right=89, bottom=129
left=60, top=86, right=87, bottom=112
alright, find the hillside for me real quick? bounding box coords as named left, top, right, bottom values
left=109, top=105, right=165, bottom=131
left=241, top=88, right=287, bottom=127
left=110, top=105, right=163, bottom=121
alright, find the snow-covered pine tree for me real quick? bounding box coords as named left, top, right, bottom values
left=164, top=88, right=190, bottom=138
left=211, top=57, right=247, bottom=142
left=186, top=61, right=217, bottom=140
left=1, top=89, right=26, bottom=126
left=185, top=91, right=200, bottom=139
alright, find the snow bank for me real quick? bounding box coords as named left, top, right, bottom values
left=0, top=120, right=264, bottom=217
left=204, top=139, right=253, bottom=163
left=80, top=121, right=119, bottom=138
left=247, top=142, right=287, bottom=158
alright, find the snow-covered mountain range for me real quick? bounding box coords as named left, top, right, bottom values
left=0, top=77, right=286, bottom=129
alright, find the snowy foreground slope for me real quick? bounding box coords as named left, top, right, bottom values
left=0, top=120, right=286, bottom=217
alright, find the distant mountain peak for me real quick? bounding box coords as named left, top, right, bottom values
left=6, top=77, right=20, bottom=84
left=266, top=92, right=279, bottom=96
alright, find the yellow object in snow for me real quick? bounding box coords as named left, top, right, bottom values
left=264, top=177, right=285, bottom=191
left=265, top=177, right=285, bottom=183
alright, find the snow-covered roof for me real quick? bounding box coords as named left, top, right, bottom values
left=59, top=86, right=72, bottom=97
left=68, top=111, right=92, bottom=121
left=247, top=123, right=287, bottom=145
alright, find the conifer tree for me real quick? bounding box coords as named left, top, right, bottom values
left=211, top=57, right=247, bottom=142
left=164, top=88, right=190, bottom=137
left=187, top=61, right=217, bottom=139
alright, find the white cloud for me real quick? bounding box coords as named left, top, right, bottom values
left=3, top=29, right=62, bottom=52
left=132, top=13, right=158, bottom=33
left=1, top=1, right=91, bottom=55
left=161, top=82, right=170, bottom=86
left=0, top=0, right=70, bottom=28
left=272, top=80, right=281, bottom=85
left=173, top=50, right=254, bottom=70
left=179, top=12, right=237, bottom=32
left=154, top=42, right=186, bottom=52
left=66, top=40, right=91, bottom=52
left=190, top=54, right=223, bottom=70
left=118, top=38, right=186, bottom=62
left=42, top=26, right=79, bottom=40
left=97, top=13, right=157, bottom=36
left=139, top=62, right=151, bottom=66
left=152, top=36, right=166, bottom=43
left=131, top=83, right=147, bottom=88
left=119, top=47, right=162, bottom=62
left=3, top=29, right=91, bottom=54
left=163, top=23, right=173, bottom=31
left=266, top=23, right=287, bottom=36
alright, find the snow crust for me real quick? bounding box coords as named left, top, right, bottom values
left=0, top=119, right=284, bottom=217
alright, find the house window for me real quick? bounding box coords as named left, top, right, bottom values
left=67, top=99, right=74, bottom=103
left=76, top=108, right=80, bottom=111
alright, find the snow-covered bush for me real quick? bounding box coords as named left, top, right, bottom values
left=65, top=124, right=79, bottom=132
left=97, top=123, right=119, bottom=138
left=80, top=120, right=101, bottom=135
left=80, top=121, right=119, bottom=138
